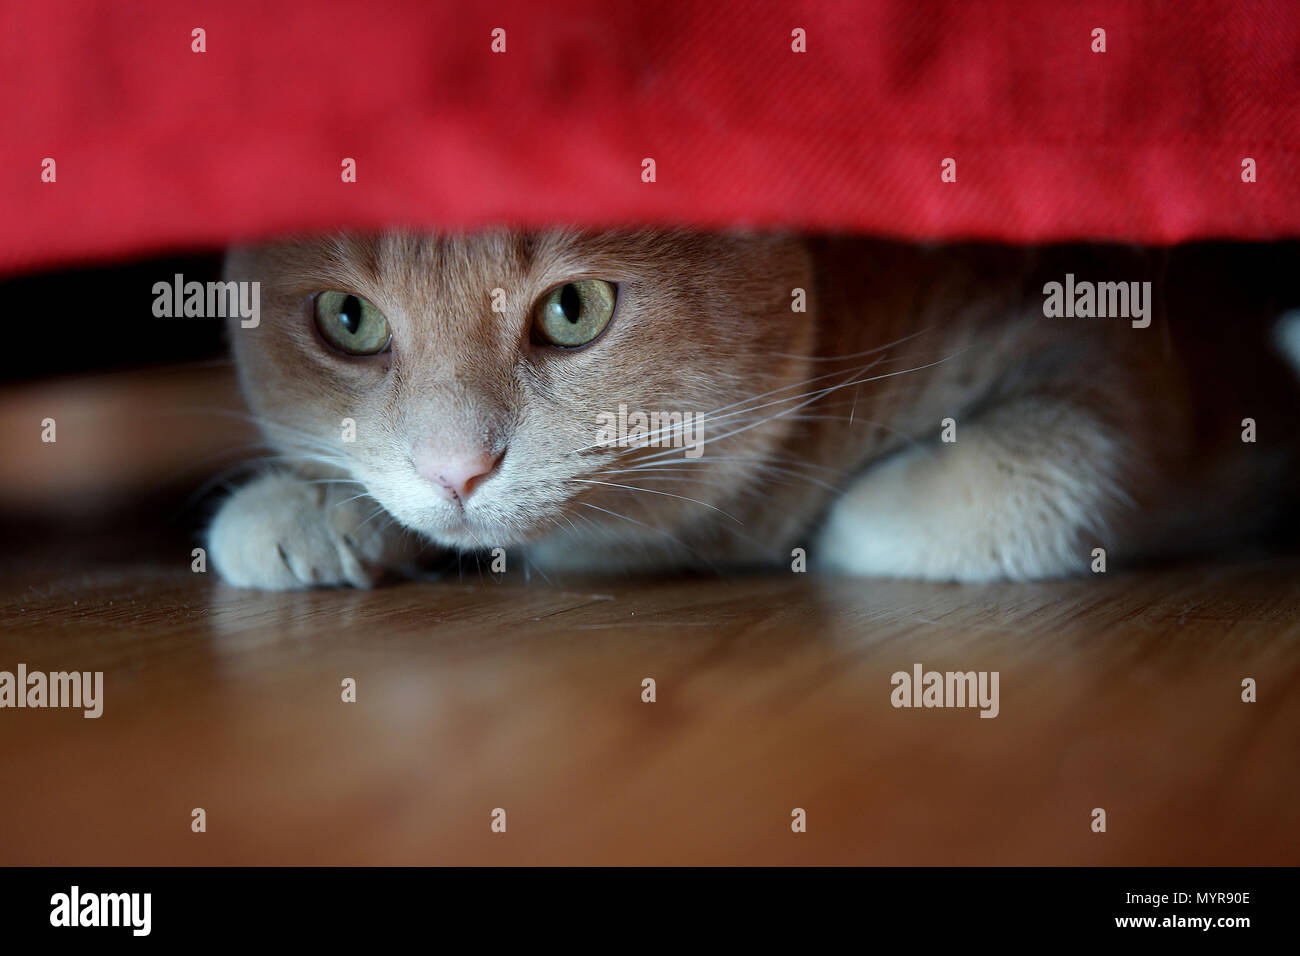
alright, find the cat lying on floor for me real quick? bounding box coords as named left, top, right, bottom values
left=207, top=233, right=1300, bottom=588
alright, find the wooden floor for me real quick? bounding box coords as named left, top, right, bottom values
left=2, top=523, right=1297, bottom=865
left=0, top=357, right=1295, bottom=866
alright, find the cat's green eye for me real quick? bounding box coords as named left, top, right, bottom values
left=533, top=280, right=617, bottom=348
left=313, top=291, right=391, bottom=355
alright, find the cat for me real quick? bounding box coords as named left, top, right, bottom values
left=207, top=232, right=1300, bottom=589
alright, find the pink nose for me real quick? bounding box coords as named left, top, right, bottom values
left=414, top=449, right=501, bottom=504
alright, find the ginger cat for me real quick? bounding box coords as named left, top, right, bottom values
left=208, top=232, right=1300, bottom=588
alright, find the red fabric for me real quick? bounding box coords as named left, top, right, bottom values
left=3, top=0, right=1297, bottom=274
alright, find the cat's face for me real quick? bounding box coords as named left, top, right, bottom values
left=225, top=231, right=814, bottom=555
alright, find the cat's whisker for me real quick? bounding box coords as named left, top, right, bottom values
left=591, top=471, right=754, bottom=488
left=523, top=555, right=554, bottom=587
left=601, top=464, right=842, bottom=494
left=612, top=451, right=843, bottom=474
left=545, top=509, right=585, bottom=544
left=708, top=399, right=930, bottom=454
left=620, top=369, right=870, bottom=467
left=767, top=327, right=935, bottom=362
left=670, top=358, right=883, bottom=434
left=353, top=505, right=392, bottom=532
left=678, top=356, right=889, bottom=427
left=719, top=344, right=970, bottom=426
left=329, top=491, right=376, bottom=510
left=568, top=479, right=742, bottom=522
left=622, top=351, right=964, bottom=468
left=558, top=508, right=603, bottom=545
left=573, top=501, right=706, bottom=565
left=610, top=452, right=844, bottom=481
left=594, top=485, right=775, bottom=554
left=563, top=354, right=896, bottom=455
left=597, top=360, right=881, bottom=463
left=598, top=455, right=832, bottom=481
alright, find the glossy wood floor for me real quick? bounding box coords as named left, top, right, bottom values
left=0, top=365, right=1297, bottom=865
left=2, top=528, right=1297, bottom=865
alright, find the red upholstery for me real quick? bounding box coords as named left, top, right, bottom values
left=3, top=0, right=1296, bottom=274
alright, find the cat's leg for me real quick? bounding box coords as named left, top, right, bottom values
left=815, top=397, right=1154, bottom=582
left=208, top=470, right=422, bottom=589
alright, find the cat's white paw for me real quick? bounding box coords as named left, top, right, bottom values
left=208, top=471, right=399, bottom=590
left=815, top=439, right=1099, bottom=582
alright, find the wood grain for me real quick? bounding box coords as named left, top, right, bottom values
left=1, top=537, right=1296, bottom=865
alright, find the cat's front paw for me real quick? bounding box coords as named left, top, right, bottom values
left=815, top=440, right=1097, bottom=582
left=208, top=471, right=399, bottom=590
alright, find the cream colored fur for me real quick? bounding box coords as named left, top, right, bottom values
left=208, top=233, right=1298, bottom=589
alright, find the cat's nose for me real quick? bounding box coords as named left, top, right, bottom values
left=414, top=448, right=502, bottom=504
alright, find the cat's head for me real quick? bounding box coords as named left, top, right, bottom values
left=224, top=230, right=814, bottom=557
